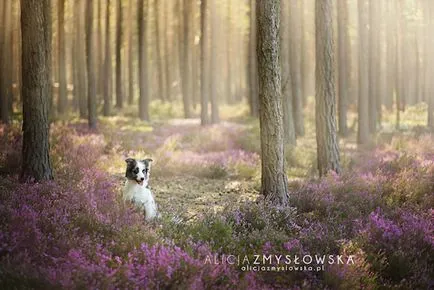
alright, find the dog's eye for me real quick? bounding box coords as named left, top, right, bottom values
left=143, top=169, right=148, bottom=173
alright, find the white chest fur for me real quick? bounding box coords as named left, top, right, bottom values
left=123, top=180, right=158, bottom=220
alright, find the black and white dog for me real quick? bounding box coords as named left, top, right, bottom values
left=123, top=158, right=158, bottom=220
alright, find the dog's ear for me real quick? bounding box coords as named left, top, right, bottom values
left=142, top=158, right=153, bottom=170
left=125, top=158, right=136, bottom=165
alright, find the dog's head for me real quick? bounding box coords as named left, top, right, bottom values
left=125, top=158, right=153, bottom=186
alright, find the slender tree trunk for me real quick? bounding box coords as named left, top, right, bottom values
left=57, top=0, right=67, bottom=114
left=300, top=0, right=308, bottom=107
left=368, top=0, right=378, bottom=134
left=0, top=0, right=12, bottom=124
left=289, top=0, right=304, bottom=137
left=247, top=0, right=259, bottom=117
left=209, top=0, right=219, bottom=123
left=7, top=1, right=14, bottom=115
left=115, top=0, right=123, bottom=109
left=200, top=0, right=209, bottom=125
left=138, top=0, right=149, bottom=121
left=226, top=0, right=232, bottom=104
left=21, top=0, right=54, bottom=182
left=385, top=0, right=395, bottom=111
left=337, top=0, right=350, bottom=136
left=191, top=4, right=198, bottom=109
left=256, top=0, right=288, bottom=205
left=163, top=0, right=171, bottom=102
left=72, top=2, right=79, bottom=111
left=155, top=0, right=166, bottom=103
left=426, top=1, right=434, bottom=128
left=97, top=0, right=104, bottom=97
left=77, top=0, right=87, bottom=118
left=357, top=0, right=370, bottom=144
left=86, top=0, right=97, bottom=128
left=395, top=0, right=402, bottom=130
left=280, top=0, right=296, bottom=145
left=128, top=0, right=135, bottom=105
left=315, top=0, right=341, bottom=176
left=103, top=0, right=112, bottom=116
left=181, top=0, right=192, bottom=117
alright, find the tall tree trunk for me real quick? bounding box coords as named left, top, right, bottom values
left=103, top=0, right=112, bottom=116
left=385, top=0, right=395, bottom=111
left=226, top=0, right=232, bottom=104
left=200, top=0, right=209, bottom=125
left=256, top=0, right=288, bottom=205
left=426, top=1, right=434, bottom=128
left=395, top=0, right=402, bottom=130
left=77, top=0, right=87, bottom=118
left=97, top=0, right=104, bottom=97
left=115, top=0, right=123, bottom=109
left=300, top=0, right=308, bottom=107
left=289, top=0, right=304, bottom=137
left=180, top=0, right=192, bottom=117
left=72, top=1, right=79, bottom=111
left=280, top=0, right=296, bottom=145
left=128, top=0, right=135, bottom=105
left=209, top=0, right=219, bottom=123
left=368, top=0, right=378, bottom=134
left=0, top=0, right=12, bottom=124
left=315, top=0, right=341, bottom=176
left=57, top=0, right=67, bottom=114
left=86, top=0, right=97, bottom=128
left=247, top=0, right=259, bottom=117
left=357, top=0, right=370, bottom=145
left=138, top=0, right=149, bottom=121
left=21, top=0, right=54, bottom=182
left=155, top=0, right=165, bottom=103
left=163, top=0, right=171, bottom=102
left=337, top=0, right=350, bottom=136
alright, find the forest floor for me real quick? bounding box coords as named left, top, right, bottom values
left=90, top=101, right=429, bottom=219
left=0, top=101, right=432, bottom=289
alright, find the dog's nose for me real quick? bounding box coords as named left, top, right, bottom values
left=141, top=177, right=145, bottom=181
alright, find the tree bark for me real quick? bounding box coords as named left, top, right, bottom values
left=86, top=0, right=97, bottom=128
left=384, top=0, right=394, bottom=110
left=226, top=0, right=232, bottom=104
left=200, top=0, right=209, bottom=125
left=163, top=0, right=172, bottom=102
left=0, top=0, right=12, bottom=124
left=357, top=0, right=370, bottom=145
left=247, top=0, right=259, bottom=117
left=289, top=0, right=304, bottom=137
left=76, top=0, right=87, bottom=118
left=337, top=0, right=350, bottom=136
left=138, top=0, right=149, bottom=121
left=368, top=0, right=378, bottom=134
left=256, top=0, right=289, bottom=205
left=103, top=0, right=112, bottom=116
left=315, top=0, right=341, bottom=176
left=280, top=0, right=296, bottom=145
left=300, top=0, right=308, bottom=108
left=209, top=0, right=219, bottom=123
left=426, top=1, right=434, bottom=128
left=180, top=0, right=192, bottom=117
left=97, top=0, right=104, bottom=97
left=155, top=0, right=166, bottom=103
left=395, top=0, right=402, bottom=130
left=115, top=0, right=123, bottom=109
left=128, top=0, right=135, bottom=105
left=21, top=0, right=54, bottom=182
left=57, top=0, right=67, bottom=114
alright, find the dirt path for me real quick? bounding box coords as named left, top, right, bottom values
left=152, top=176, right=258, bottom=218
